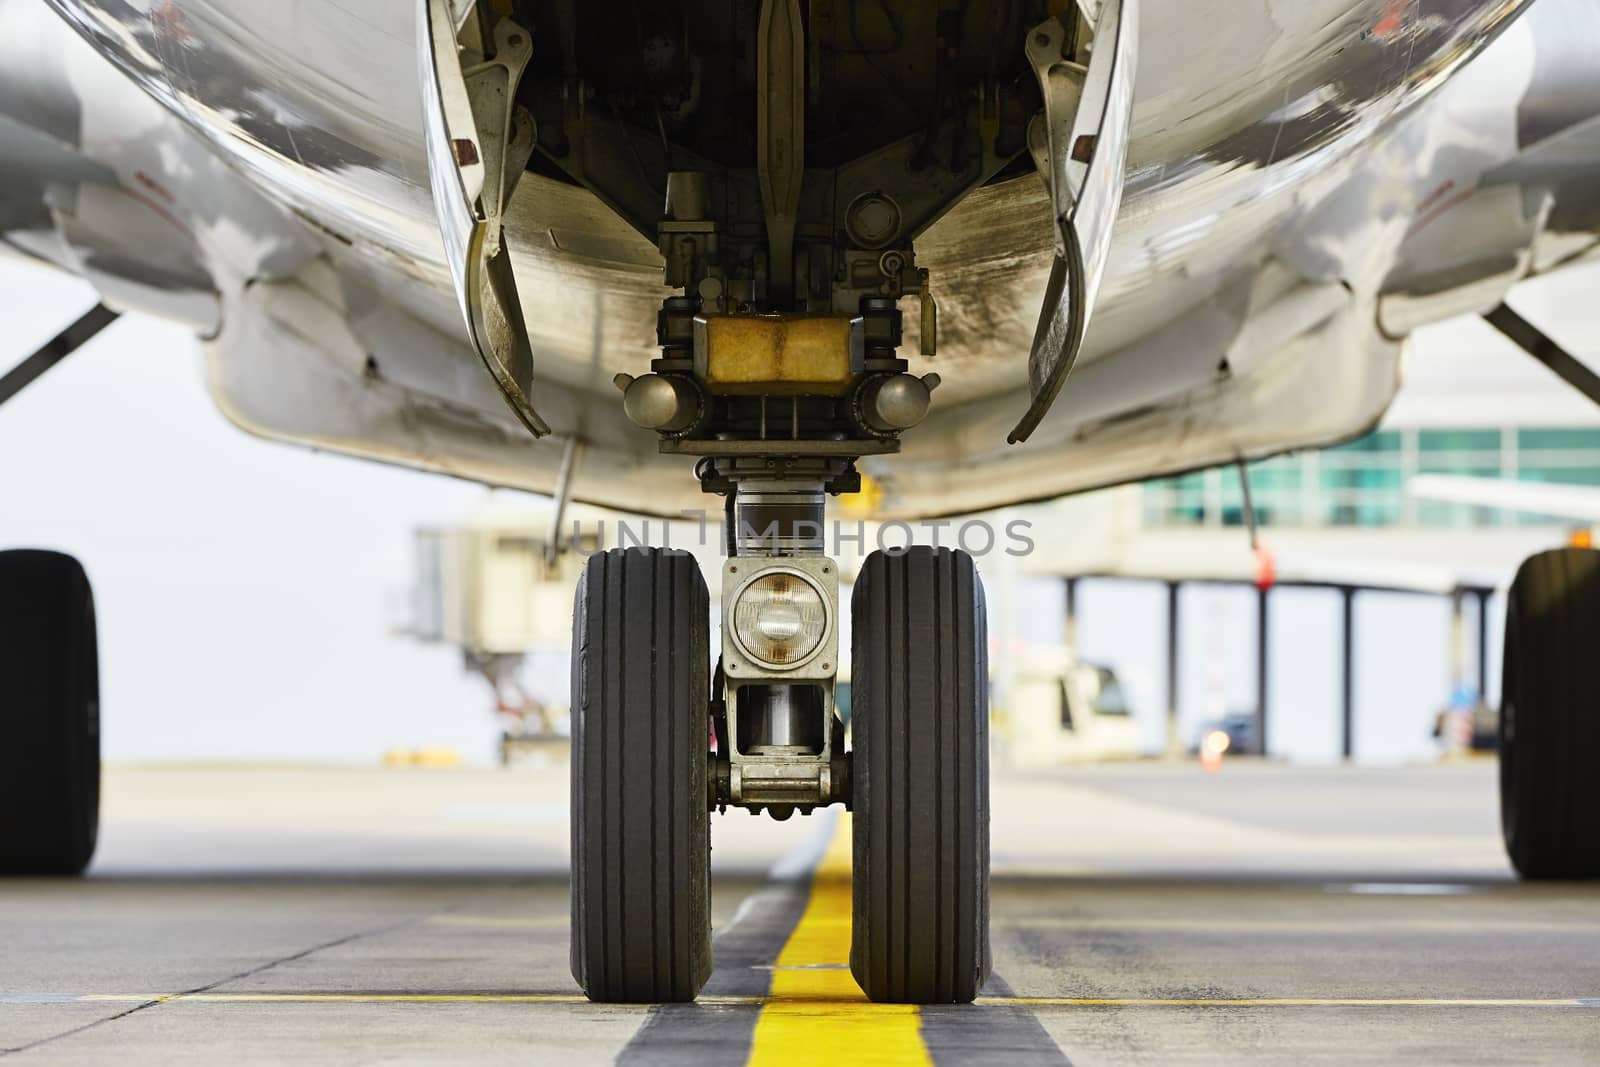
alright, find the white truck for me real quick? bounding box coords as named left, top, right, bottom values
left=995, top=652, right=1142, bottom=767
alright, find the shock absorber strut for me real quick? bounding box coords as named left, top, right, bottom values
left=715, top=473, right=847, bottom=817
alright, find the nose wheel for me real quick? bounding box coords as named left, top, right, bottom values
left=569, top=548, right=713, bottom=1002
left=850, top=547, right=992, bottom=1003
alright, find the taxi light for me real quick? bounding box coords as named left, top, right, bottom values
left=732, top=572, right=826, bottom=668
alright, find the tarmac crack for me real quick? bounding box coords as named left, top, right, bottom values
left=0, top=915, right=426, bottom=1059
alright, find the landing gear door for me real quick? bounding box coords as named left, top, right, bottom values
left=418, top=0, right=551, bottom=437
left=1008, top=0, right=1138, bottom=444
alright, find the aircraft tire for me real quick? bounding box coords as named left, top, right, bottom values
left=1500, top=546, right=1600, bottom=879
left=0, top=549, right=100, bottom=875
left=850, top=546, right=991, bottom=1003
left=569, top=548, right=712, bottom=1002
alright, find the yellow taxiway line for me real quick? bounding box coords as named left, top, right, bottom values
left=745, top=812, right=932, bottom=1066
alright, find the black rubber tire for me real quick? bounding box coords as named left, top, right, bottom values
left=570, top=548, right=712, bottom=1002
left=0, top=549, right=100, bottom=875
left=1500, top=546, right=1600, bottom=879
left=850, top=546, right=991, bottom=1003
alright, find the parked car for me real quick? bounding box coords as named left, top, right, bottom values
left=1192, top=712, right=1262, bottom=757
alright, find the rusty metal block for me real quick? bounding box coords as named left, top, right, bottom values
left=695, top=315, right=856, bottom=395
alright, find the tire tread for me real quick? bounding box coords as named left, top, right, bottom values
left=571, top=548, right=711, bottom=1001
left=0, top=549, right=98, bottom=876
left=851, top=546, right=990, bottom=1002
left=1501, top=547, right=1600, bottom=878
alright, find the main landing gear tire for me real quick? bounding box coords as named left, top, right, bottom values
left=850, top=546, right=991, bottom=1003
left=569, top=548, right=713, bottom=1002
left=1500, top=546, right=1600, bottom=879
left=0, top=549, right=100, bottom=875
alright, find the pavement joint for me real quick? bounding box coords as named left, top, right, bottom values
left=0, top=913, right=435, bottom=1058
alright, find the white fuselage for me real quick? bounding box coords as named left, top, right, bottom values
left=4, top=0, right=1598, bottom=516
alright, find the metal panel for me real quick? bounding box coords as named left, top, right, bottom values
left=1010, top=0, right=1139, bottom=443
left=417, top=0, right=549, bottom=436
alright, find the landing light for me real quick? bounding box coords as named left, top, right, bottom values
left=731, top=571, right=827, bottom=669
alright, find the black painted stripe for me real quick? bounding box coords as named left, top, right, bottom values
left=617, top=875, right=812, bottom=1066
left=922, top=973, right=1073, bottom=1066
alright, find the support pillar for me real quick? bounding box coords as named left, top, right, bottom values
left=1449, top=587, right=1467, bottom=697
left=1256, top=585, right=1269, bottom=757
left=1475, top=587, right=1491, bottom=705
left=1064, top=576, right=1080, bottom=652
left=1341, top=587, right=1356, bottom=761
left=1165, top=580, right=1181, bottom=758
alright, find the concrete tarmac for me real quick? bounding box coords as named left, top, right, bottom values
left=2, top=760, right=1597, bottom=1064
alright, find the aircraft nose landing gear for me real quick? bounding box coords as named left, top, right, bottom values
left=568, top=512, right=991, bottom=1005
left=568, top=273, right=993, bottom=1004
left=558, top=0, right=1114, bottom=1005
left=569, top=229, right=997, bottom=997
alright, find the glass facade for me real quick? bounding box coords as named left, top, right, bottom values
left=1142, top=427, right=1600, bottom=529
